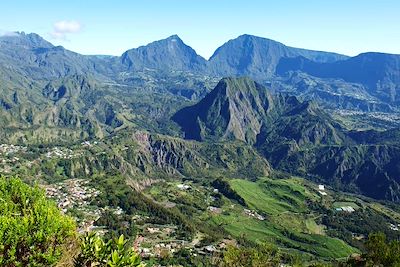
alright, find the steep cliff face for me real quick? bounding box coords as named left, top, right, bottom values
left=173, top=77, right=275, bottom=143
left=173, top=77, right=346, bottom=146
left=134, top=132, right=271, bottom=179
left=49, top=131, right=271, bottom=186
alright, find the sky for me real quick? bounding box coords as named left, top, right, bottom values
left=0, top=0, right=399, bottom=59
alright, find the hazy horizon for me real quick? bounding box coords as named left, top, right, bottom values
left=1, top=0, right=399, bottom=58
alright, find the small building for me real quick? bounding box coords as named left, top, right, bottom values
left=205, top=245, right=217, bottom=252
left=208, top=206, right=222, bottom=214
left=177, top=184, right=190, bottom=190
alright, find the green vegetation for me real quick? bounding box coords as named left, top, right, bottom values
left=74, top=233, right=144, bottom=267
left=230, top=178, right=313, bottom=214
left=211, top=205, right=356, bottom=259
left=2, top=32, right=400, bottom=267
left=92, top=174, right=195, bottom=240
left=3, top=169, right=400, bottom=266
left=0, top=176, right=76, bottom=266
left=341, top=232, right=400, bottom=266
left=212, top=178, right=246, bottom=206
left=362, top=232, right=400, bottom=266
left=0, top=176, right=145, bottom=267
left=220, top=244, right=284, bottom=267
left=322, top=207, right=400, bottom=249
left=210, top=178, right=358, bottom=259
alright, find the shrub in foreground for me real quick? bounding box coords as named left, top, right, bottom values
left=0, top=176, right=76, bottom=266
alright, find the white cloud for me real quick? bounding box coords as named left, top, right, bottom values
left=0, top=30, right=19, bottom=37
left=50, top=20, right=82, bottom=40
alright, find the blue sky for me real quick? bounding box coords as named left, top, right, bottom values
left=1, top=0, right=399, bottom=58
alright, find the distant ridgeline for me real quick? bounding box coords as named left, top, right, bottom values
left=0, top=31, right=399, bottom=203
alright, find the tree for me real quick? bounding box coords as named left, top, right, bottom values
left=345, top=232, right=400, bottom=266
left=364, top=232, right=400, bottom=266
left=0, top=176, right=76, bottom=266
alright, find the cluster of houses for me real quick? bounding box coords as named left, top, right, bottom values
left=0, top=144, right=27, bottom=155
left=134, top=225, right=188, bottom=258
left=134, top=223, right=235, bottom=259
left=45, top=179, right=100, bottom=211
left=46, top=179, right=100, bottom=210
left=0, top=156, right=20, bottom=164
left=46, top=147, right=81, bottom=159
left=44, top=179, right=102, bottom=232
left=335, top=110, right=400, bottom=125
left=0, top=144, right=27, bottom=173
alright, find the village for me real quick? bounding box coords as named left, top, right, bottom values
left=133, top=222, right=235, bottom=259
left=0, top=140, right=103, bottom=178
left=42, top=177, right=230, bottom=259
left=46, top=146, right=82, bottom=159
left=0, top=144, right=27, bottom=155
left=0, top=144, right=27, bottom=173
left=43, top=179, right=103, bottom=232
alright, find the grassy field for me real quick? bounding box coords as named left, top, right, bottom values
left=229, top=178, right=316, bottom=214
left=218, top=177, right=359, bottom=259
left=210, top=207, right=357, bottom=259
left=145, top=176, right=360, bottom=259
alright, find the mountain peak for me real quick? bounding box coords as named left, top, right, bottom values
left=173, top=76, right=346, bottom=149
left=172, top=77, right=274, bottom=143
left=236, top=34, right=276, bottom=43
left=121, top=34, right=207, bottom=72
left=209, top=34, right=348, bottom=78
left=218, top=77, right=262, bottom=94
left=0, top=31, right=53, bottom=49
left=166, top=34, right=181, bottom=41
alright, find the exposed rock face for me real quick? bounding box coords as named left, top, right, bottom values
left=173, top=77, right=273, bottom=143
left=173, top=77, right=346, bottom=146
left=57, top=131, right=270, bottom=183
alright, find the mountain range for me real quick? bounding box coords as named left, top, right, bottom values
left=1, top=31, right=400, bottom=202
left=0, top=32, right=348, bottom=78
left=277, top=52, right=400, bottom=106
left=2, top=31, right=400, bottom=112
